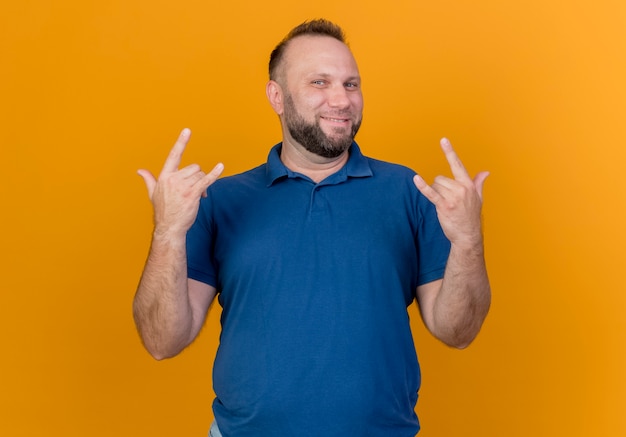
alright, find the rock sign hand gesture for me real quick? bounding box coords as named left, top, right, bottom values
left=413, top=138, right=489, bottom=249
left=137, top=128, right=224, bottom=236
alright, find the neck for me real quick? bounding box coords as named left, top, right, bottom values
left=280, top=139, right=349, bottom=183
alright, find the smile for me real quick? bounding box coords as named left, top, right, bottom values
left=321, top=116, right=350, bottom=124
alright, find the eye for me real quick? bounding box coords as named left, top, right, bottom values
left=312, top=80, right=326, bottom=86
left=345, top=82, right=359, bottom=89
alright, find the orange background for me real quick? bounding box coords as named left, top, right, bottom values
left=2, top=0, right=625, bottom=436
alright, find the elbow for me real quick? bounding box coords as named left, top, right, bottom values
left=435, top=311, right=490, bottom=349
left=148, top=350, right=174, bottom=361
left=438, top=331, right=478, bottom=350
left=134, top=323, right=186, bottom=360
left=447, top=296, right=491, bottom=349
left=443, top=332, right=478, bottom=350
left=133, top=307, right=188, bottom=361
left=142, top=341, right=183, bottom=361
left=424, top=319, right=479, bottom=349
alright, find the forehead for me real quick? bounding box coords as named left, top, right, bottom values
left=281, top=35, right=360, bottom=80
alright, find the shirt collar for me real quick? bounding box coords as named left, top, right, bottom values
left=265, top=142, right=373, bottom=186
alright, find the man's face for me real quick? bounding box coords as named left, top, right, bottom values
left=278, top=36, right=364, bottom=159
left=282, top=92, right=361, bottom=158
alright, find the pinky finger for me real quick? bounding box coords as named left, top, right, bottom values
left=195, top=162, right=225, bottom=197
left=413, top=174, right=442, bottom=204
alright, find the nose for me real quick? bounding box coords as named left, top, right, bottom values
left=327, top=85, right=351, bottom=109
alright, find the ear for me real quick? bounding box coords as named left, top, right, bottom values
left=266, top=80, right=284, bottom=115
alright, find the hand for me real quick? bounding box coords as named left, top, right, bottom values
left=137, top=128, right=224, bottom=237
left=413, top=138, right=489, bottom=249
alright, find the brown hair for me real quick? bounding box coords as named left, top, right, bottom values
left=268, top=19, right=347, bottom=81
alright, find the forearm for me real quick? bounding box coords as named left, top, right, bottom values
left=432, top=242, right=491, bottom=348
left=133, top=230, right=194, bottom=360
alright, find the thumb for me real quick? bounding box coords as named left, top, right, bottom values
left=473, top=171, right=490, bottom=200
left=137, top=169, right=157, bottom=199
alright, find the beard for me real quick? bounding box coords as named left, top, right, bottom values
left=283, top=94, right=362, bottom=159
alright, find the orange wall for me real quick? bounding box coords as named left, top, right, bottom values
left=2, top=1, right=625, bottom=436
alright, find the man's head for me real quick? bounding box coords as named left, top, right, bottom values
left=269, top=19, right=347, bottom=82
left=266, top=19, right=363, bottom=159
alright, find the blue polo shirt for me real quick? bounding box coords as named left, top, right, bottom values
left=187, top=143, right=450, bottom=437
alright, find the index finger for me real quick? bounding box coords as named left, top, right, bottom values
left=161, top=128, right=191, bottom=175
left=440, top=137, right=471, bottom=182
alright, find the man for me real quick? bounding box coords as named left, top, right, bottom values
left=134, top=19, right=490, bottom=437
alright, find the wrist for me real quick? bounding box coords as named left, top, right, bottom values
left=152, top=225, right=187, bottom=244
left=449, top=236, right=484, bottom=255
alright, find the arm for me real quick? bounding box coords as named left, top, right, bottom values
left=133, top=128, right=224, bottom=360
left=413, top=138, right=491, bottom=349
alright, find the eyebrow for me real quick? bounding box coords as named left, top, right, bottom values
left=306, top=72, right=361, bottom=82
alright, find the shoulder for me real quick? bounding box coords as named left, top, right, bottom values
left=367, top=157, right=415, bottom=177
left=198, top=164, right=269, bottom=217
left=360, top=155, right=436, bottom=212
left=209, top=163, right=267, bottom=193
left=362, top=156, right=418, bottom=189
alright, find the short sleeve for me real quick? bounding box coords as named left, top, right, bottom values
left=186, top=192, right=218, bottom=287
left=415, top=192, right=451, bottom=286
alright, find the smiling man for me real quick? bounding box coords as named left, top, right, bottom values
left=268, top=28, right=363, bottom=163
left=134, top=19, right=491, bottom=437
